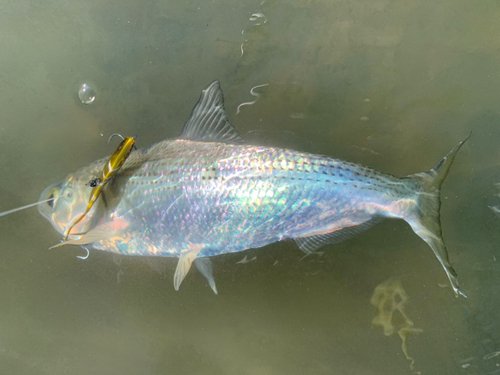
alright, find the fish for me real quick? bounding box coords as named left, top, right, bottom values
left=37, top=81, right=468, bottom=297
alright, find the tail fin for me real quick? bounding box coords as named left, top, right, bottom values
left=407, top=134, right=470, bottom=298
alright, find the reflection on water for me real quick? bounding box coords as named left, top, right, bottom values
left=0, top=0, right=499, bottom=374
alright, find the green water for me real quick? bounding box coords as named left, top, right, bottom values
left=0, top=0, right=499, bottom=374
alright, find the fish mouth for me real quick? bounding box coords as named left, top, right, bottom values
left=38, top=176, right=95, bottom=237
left=38, top=183, right=62, bottom=222
left=47, top=192, right=55, bottom=208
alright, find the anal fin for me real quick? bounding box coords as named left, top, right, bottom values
left=174, top=245, right=203, bottom=291
left=295, top=219, right=380, bottom=254
left=194, top=258, right=218, bottom=294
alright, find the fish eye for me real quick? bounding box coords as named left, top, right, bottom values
left=65, top=191, right=72, bottom=198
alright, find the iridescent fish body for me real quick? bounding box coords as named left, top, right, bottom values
left=39, top=81, right=468, bottom=296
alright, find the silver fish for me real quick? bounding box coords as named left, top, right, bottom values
left=38, top=81, right=468, bottom=296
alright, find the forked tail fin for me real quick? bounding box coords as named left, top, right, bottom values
left=407, top=134, right=470, bottom=298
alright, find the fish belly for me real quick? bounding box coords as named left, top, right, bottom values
left=94, top=140, right=418, bottom=257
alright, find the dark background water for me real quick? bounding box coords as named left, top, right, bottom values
left=1, top=0, right=499, bottom=374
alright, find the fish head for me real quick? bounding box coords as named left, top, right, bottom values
left=38, top=170, right=96, bottom=236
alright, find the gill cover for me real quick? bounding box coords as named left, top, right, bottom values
left=64, top=136, right=136, bottom=241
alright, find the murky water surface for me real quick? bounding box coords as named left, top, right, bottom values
left=1, top=0, right=499, bottom=374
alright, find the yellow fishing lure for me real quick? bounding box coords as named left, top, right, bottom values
left=64, top=136, right=136, bottom=241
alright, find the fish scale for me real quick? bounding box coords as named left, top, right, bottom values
left=38, top=81, right=468, bottom=296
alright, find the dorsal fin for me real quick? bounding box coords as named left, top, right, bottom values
left=179, top=81, right=243, bottom=143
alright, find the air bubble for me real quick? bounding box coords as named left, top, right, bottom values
left=78, top=84, right=96, bottom=104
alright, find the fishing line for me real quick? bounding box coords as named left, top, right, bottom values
left=0, top=197, right=56, bottom=217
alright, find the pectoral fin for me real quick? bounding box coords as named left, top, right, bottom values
left=49, top=224, right=116, bottom=249
left=194, top=258, right=218, bottom=294
left=173, top=245, right=203, bottom=291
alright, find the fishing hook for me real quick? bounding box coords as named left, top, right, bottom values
left=76, top=247, right=90, bottom=260
left=108, top=133, right=125, bottom=143
left=108, top=133, right=137, bottom=149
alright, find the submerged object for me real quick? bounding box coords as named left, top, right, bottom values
left=370, top=279, right=422, bottom=371
left=38, top=81, right=468, bottom=296
left=63, top=135, right=136, bottom=241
